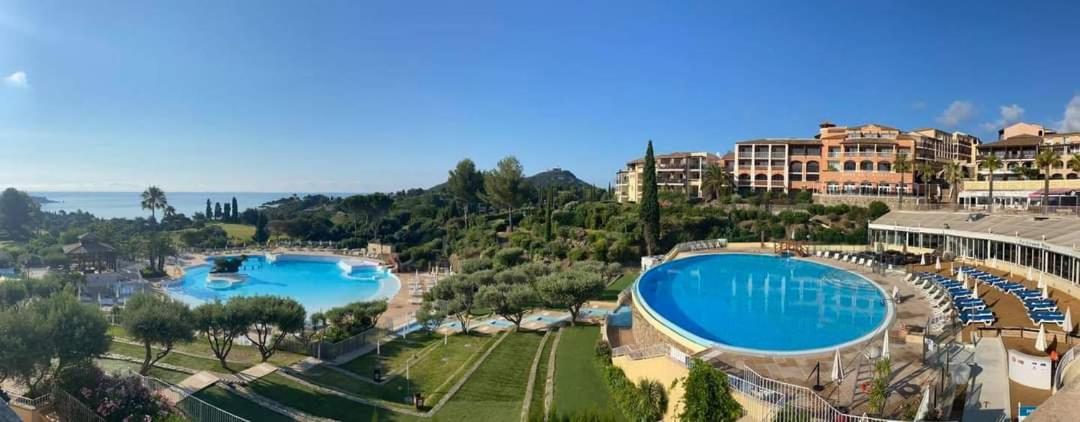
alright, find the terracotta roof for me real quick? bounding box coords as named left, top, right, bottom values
left=734, top=138, right=820, bottom=145
left=626, top=151, right=720, bottom=165
left=979, top=135, right=1043, bottom=148
left=62, top=234, right=116, bottom=255
left=850, top=123, right=901, bottom=132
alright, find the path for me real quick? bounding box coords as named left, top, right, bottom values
left=963, top=337, right=1011, bottom=422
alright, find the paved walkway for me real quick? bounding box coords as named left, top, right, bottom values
left=964, top=337, right=1011, bottom=422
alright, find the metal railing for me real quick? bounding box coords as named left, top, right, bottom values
left=50, top=388, right=106, bottom=422
left=1055, top=347, right=1077, bottom=391
left=611, top=343, right=669, bottom=360
left=136, top=373, right=251, bottom=422
left=730, top=366, right=906, bottom=422
left=6, top=392, right=51, bottom=409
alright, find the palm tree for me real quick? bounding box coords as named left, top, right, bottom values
left=1035, top=149, right=1062, bottom=214
left=701, top=163, right=733, bottom=201
left=894, top=153, right=912, bottom=209
left=916, top=162, right=935, bottom=208
left=980, top=154, right=1003, bottom=212
left=140, top=186, right=168, bottom=221
left=943, top=161, right=964, bottom=211
left=1068, top=153, right=1080, bottom=174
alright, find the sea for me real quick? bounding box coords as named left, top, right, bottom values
left=31, top=192, right=356, bottom=219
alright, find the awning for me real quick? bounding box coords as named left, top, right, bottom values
left=1028, top=188, right=1080, bottom=199
left=959, top=190, right=1034, bottom=199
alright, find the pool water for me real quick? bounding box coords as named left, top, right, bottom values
left=635, top=254, right=890, bottom=354
left=167, top=255, right=399, bottom=313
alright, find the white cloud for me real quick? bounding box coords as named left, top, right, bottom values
left=4, top=71, right=28, bottom=88
left=937, top=100, right=974, bottom=127
left=1060, top=95, right=1080, bottom=132
left=980, top=103, right=1025, bottom=131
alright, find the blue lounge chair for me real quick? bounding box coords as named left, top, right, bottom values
left=948, top=289, right=974, bottom=300
left=1025, top=301, right=1058, bottom=312
left=1014, top=290, right=1042, bottom=300
left=960, top=309, right=993, bottom=319
left=959, top=312, right=995, bottom=326
left=1001, top=283, right=1027, bottom=293
left=954, top=300, right=987, bottom=312
left=1030, top=311, right=1066, bottom=326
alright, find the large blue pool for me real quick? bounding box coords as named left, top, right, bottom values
left=635, top=254, right=891, bottom=354
left=166, top=254, right=399, bottom=313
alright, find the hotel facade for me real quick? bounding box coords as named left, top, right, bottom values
left=961, top=122, right=1080, bottom=209
left=614, top=151, right=730, bottom=203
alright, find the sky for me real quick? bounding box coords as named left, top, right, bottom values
left=2, top=1, right=1079, bottom=193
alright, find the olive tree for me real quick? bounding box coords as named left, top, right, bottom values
left=427, top=274, right=478, bottom=334
left=233, top=296, right=306, bottom=362
left=192, top=300, right=251, bottom=368
left=121, top=293, right=195, bottom=375
left=477, top=283, right=537, bottom=331
left=536, top=270, right=605, bottom=326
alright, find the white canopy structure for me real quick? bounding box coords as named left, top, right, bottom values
left=831, top=349, right=844, bottom=383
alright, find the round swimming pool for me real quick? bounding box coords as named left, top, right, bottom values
left=166, top=254, right=399, bottom=313
left=635, top=253, right=891, bottom=354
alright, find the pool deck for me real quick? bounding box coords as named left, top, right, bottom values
left=646, top=246, right=943, bottom=415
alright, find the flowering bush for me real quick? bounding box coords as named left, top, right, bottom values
left=71, top=367, right=172, bottom=421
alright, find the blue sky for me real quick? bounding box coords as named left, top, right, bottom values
left=2, top=1, right=1079, bottom=192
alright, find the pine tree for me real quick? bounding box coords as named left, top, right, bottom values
left=231, top=197, right=239, bottom=221
left=640, top=140, right=660, bottom=255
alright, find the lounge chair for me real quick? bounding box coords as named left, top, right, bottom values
left=953, top=299, right=986, bottom=312
left=1014, top=290, right=1042, bottom=300
left=959, top=309, right=993, bottom=319
left=959, top=312, right=995, bottom=326
left=1030, top=311, right=1066, bottom=326
left=1024, top=301, right=1058, bottom=312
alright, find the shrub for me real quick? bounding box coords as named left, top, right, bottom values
left=493, top=247, right=525, bottom=269
left=460, top=257, right=493, bottom=273
left=595, top=339, right=612, bottom=363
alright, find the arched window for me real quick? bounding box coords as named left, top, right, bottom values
left=877, top=161, right=892, bottom=172
left=806, top=161, right=820, bottom=172
left=738, top=174, right=751, bottom=181
left=1068, top=174, right=1078, bottom=180
left=843, top=161, right=856, bottom=172
left=1051, top=174, right=1064, bottom=180
left=772, top=174, right=784, bottom=181
left=754, top=174, right=768, bottom=181
left=860, top=161, right=874, bottom=171
left=790, top=161, right=803, bottom=173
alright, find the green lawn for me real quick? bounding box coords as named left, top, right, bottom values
left=108, top=340, right=251, bottom=374
left=434, top=331, right=545, bottom=421
left=108, top=325, right=306, bottom=368
left=598, top=271, right=638, bottom=301
left=211, top=223, right=256, bottom=243
left=189, top=385, right=293, bottom=422
left=300, top=332, right=495, bottom=405
left=552, top=326, right=624, bottom=420
left=94, top=358, right=191, bottom=384
left=527, top=332, right=554, bottom=421
left=339, top=331, right=441, bottom=377
left=248, top=373, right=421, bottom=421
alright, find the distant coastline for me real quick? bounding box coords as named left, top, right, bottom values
left=30, top=191, right=357, bottom=220
left=30, top=195, right=58, bottom=204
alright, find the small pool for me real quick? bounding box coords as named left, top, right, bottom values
left=167, top=254, right=399, bottom=313
left=635, top=253, right=891, bottom=355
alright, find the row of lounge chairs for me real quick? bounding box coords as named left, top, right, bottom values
left=909, top=272, right=995, bottom=326
left=958, top=267, right=1067, bottom=327
left=816, top=250, right=877, bottom=268
left=680, top=239, right=727, bottom=253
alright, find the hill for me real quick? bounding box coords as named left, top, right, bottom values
left=430, top=168, right=594, bottom=191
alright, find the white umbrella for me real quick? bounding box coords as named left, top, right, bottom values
left=920, top=255, right=926, bottom=266
left=1035, top=324, right=1047, bottom=352
left=881, top=331, right=891, bottom=359
left=1042, top=285, right=1050, bottom=300
left=831, top=349, right=845, bottom=383
left=963, top=278, right=970, bottom=291
left=935, top=257, right=942, bottom=271
left=1038, top=272, right=1045, bottom=288
left=914, top=386, right=931, bottom=421
left=891, top=285, right=900, bottom=302
left=992, top=257, right=998, bottom=267
left=973, top=282, right=979, bottom=298
left=1066, top=308, right=1073, bottom=334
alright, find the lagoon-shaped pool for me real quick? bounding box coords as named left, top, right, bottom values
left=166, top=254, right=399, bottom=313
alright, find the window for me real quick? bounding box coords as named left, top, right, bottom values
left=806, top=161, right=820, bottom=172
left=843, top=161, right=856, bottom=172
left=878, top=162, right=892, bottom=172
left=860, top=161, right=874, bottom=171
left=828, top=161, right=840, bottom=171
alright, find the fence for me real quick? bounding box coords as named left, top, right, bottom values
left=728, top=366, right=907, bottom=422
left=306, top=327, right=389, bottom=361
left=611, top=343, right=669, bottom=360
left=1054, top=346, right=1078, bottom=391
left=136, top=373, right=250, bottom=422
left=50, top=388, right=106, bottom=422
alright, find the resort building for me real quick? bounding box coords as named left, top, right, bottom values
left=869, top=210, right=1080, bottom=296
left=735, top=122, right=979, bottom=196
left=960, top=122, right=1080, bottom=209
left=614, top=151, right=730, bottom=203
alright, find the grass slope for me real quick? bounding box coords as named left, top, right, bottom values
left=599, top=271, right=638, bottom=301
left=299, top=333, right=494, bottom=404
left=108, top=340, right=250, bottom=374
left=434, top=331, right=544, bottom=421
left=212, top=223, right=256, bottom=242
left=190, top=385, right=293, bottom=422
left=108, top=325, right=306, bottom=368
left=553, top=326, right=623, bottom=420
left=527, top=332, right=554, bottom=421
left=248, top=373, right=421, bottom=422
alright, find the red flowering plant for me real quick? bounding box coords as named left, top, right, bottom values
left=71, top=367, right=173, bottom=421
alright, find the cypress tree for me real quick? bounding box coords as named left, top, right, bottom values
left=214, top=202, right=223, bottom=220
left=223, top=203, right=231, bottom=221
left=544, top=188, right=553, bottom=242
left=640, top=140, right=660, bottom=255
left=205, top=199, right=212, bottom=219
left=231, top=197, right=239, bottom=221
